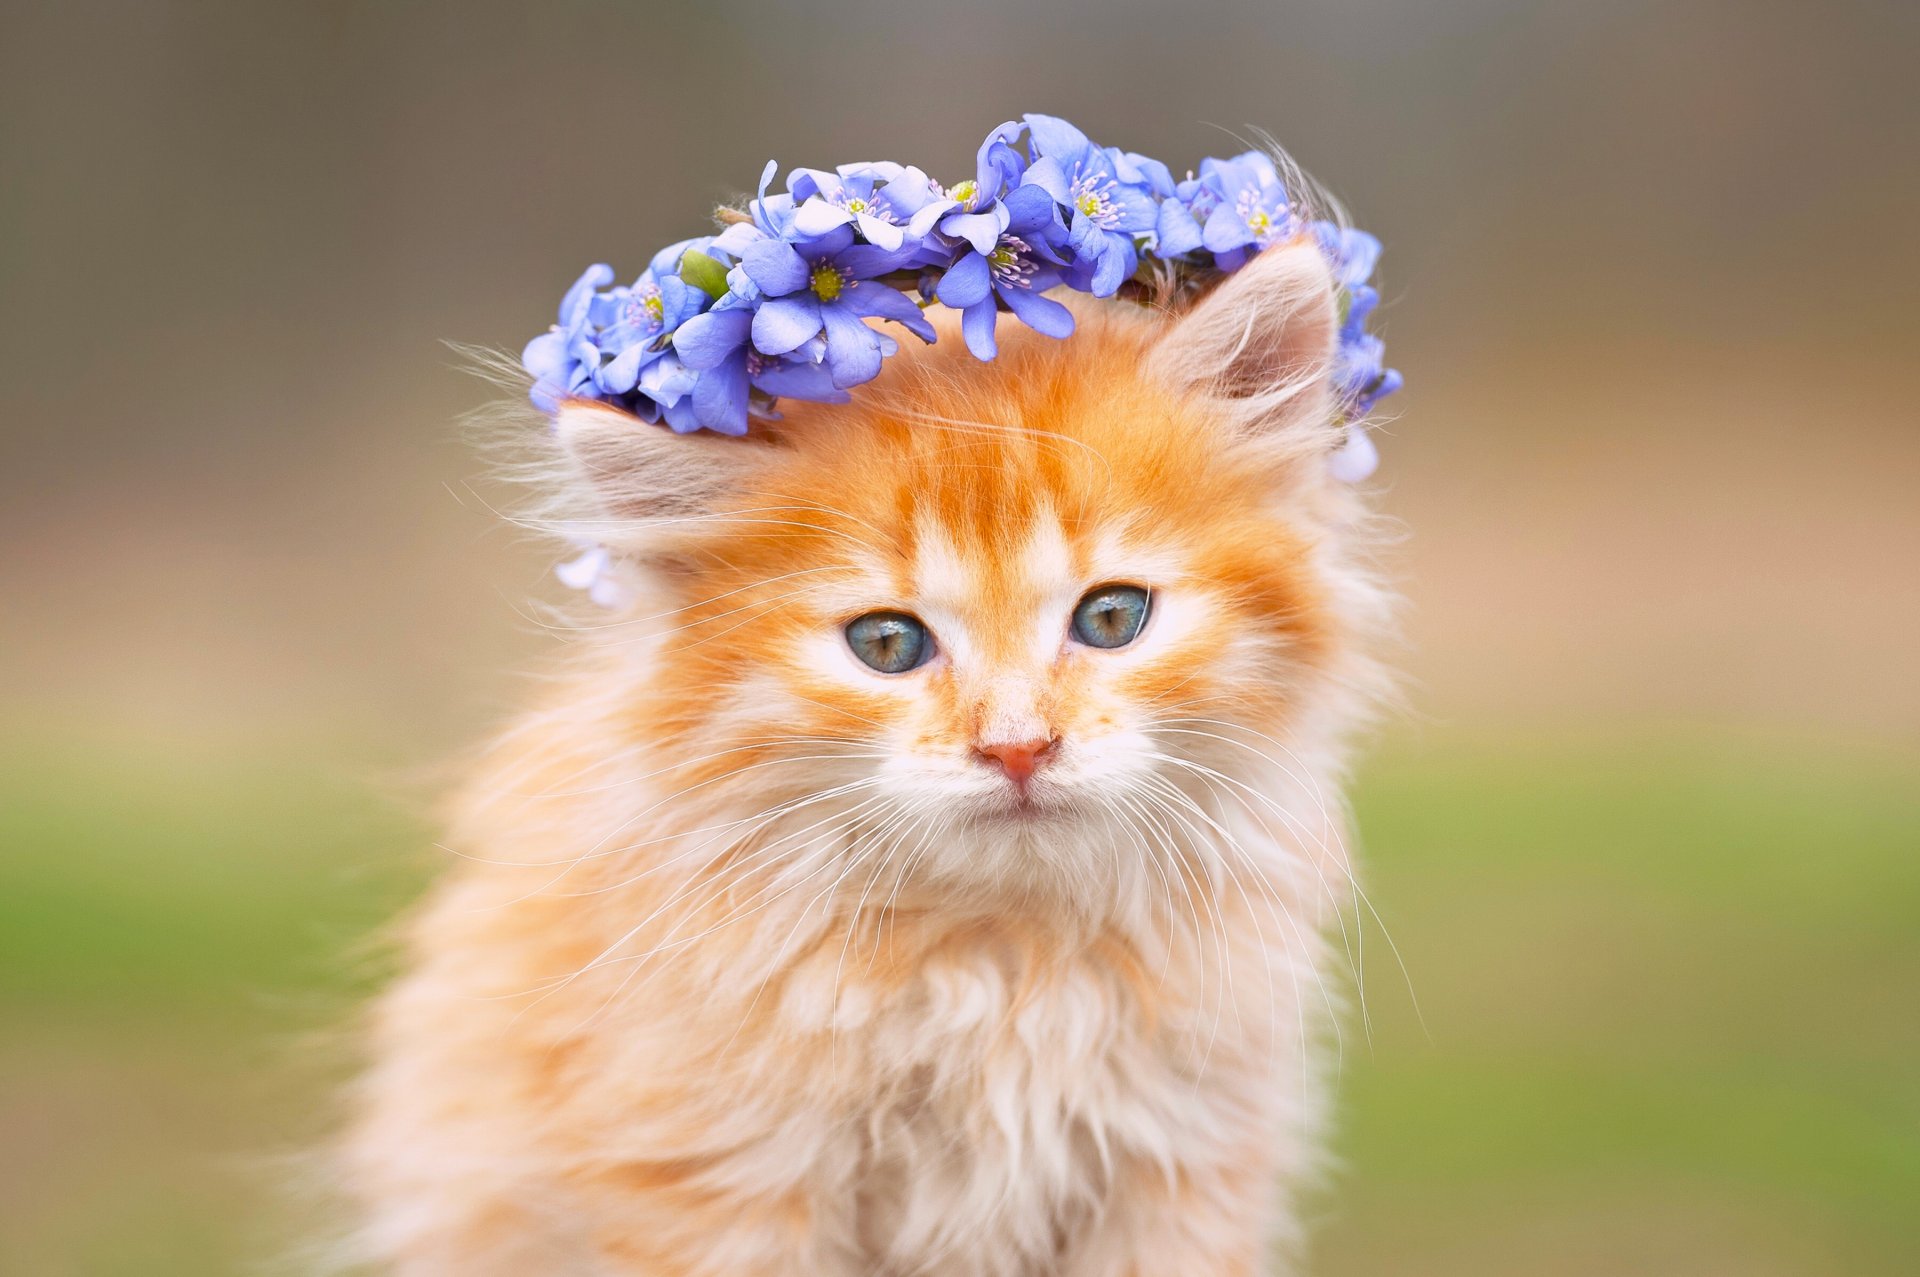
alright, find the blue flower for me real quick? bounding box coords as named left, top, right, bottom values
left=733, top=224, right=933, bottom=379
left=1195, top=150, right=1295, bottom=271
left=933, top=184, right=1073, bottom=360
left=521, top=118, right=1402, bottom=467
left=1144, top=171, right=1205, bottom=259
left=1332, top=323, right=1399, bottom=417
left=522, top=263, right=612, bottom=412
left=627, top=350, right=706, bottom=434
left=671, top=218, right=939, bottom=434
left=1018, top=114, right=1159, bottom=296
left=932, top=120, right=1029, bottom=256
left=588, top=238, right=712, bottom=396
left=1310, top=221, right=1400, bottom=417
left=789, top=163, right=953, bottom=253
left=649, top=307, right=848, bottom=436
left=1312, top=222, right=1383, bottom=292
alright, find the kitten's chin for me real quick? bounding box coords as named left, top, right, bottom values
left=968, top=778, right=1082, bottom=827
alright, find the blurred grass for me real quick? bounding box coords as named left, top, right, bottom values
left=1, top=731, right=1915, bottom=1275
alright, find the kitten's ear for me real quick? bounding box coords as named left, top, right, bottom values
left=553, top=399, right=771, bottom=544
left=1147, top=237, right=1340, bottom=459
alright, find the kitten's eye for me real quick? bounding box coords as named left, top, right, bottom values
left=1071, top=584, right=1151, bottom=649
left=845, top=611, right=933, bottom=674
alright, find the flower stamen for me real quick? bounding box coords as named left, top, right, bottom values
left=1236, top=186, right=1288, bottom=244
left=1070, top=168, right=1119, bottom=228
left=988, top=236, right=1038, bottom=289
left=810, top=263, right=845, bottom=302
left=832, top=189, right=896, bottom=222
left=625, top=283, right=666, bottom=333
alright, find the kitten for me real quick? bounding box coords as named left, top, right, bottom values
left=342, top=237, right=1393, bottom=1276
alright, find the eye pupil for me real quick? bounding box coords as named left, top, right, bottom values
left=846, top=611, right=931, bottom=673
left=1071, top=585, right=1150, bottom=649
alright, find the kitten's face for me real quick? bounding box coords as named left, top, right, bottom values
left=565, top=245, right=1355, bottom=903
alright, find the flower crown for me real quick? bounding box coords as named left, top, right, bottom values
left=524, top=114, right=1399, bottom=478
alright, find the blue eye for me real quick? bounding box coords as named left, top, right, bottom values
left=846, top=611, right=932, bottom=674
left=1071, top=585, right=1150, bottom=649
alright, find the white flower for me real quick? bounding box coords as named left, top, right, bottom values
left=1327, top=425, right=1379, bottom=484
left=556, top=541, right=631, bottom=609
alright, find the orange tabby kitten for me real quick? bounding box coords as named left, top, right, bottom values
left=342, top=237, right=1392, bottom=1275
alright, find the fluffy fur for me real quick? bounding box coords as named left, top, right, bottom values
left=341, top=237, right=1395, bottom=1276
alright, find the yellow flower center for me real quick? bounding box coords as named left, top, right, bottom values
left=845, top=197, right=868, bottom=213
left=1246, top=209, right=1272, bottom=235
left=947, top=179, right=978, bottom=204
left=810, top=263, right=844, bottom=302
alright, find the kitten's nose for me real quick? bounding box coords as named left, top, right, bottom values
left=974, top=737, right=1057, bottom=786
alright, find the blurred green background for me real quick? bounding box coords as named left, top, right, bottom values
left=2, top=2, right=1915, bottom=1274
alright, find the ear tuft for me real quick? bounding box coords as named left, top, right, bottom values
left=553, top=399, right=770, bottom=540
left=1147, top=237, right=1339, bottom=447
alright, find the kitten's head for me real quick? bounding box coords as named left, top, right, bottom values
left=545, top=239, right=1387, bottom=910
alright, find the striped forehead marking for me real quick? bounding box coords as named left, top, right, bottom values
left=903, top=501, right=1084, bottom=668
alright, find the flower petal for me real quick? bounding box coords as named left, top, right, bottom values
left=903, top=198, right=958, bottom=239
left=960, top=298, right=998, bottom=360
left=846, top=280, right=937, bottom=342
left=1089, top=235, right=1133, bottom=296
left=855, top=211, right=905, bottom=251
left=797, top=224, right=857, bottom=258
left=588, top=572, right=630, bottom=609
left=1342, top=284, right=1380, bottom=337
left=837, top=242, right=919, bottom=278
left=786, top=167, right=839, bottom=201
left=638, top=353, right=698, bottom=405
left=659, top=393, right=704, bottom=433
left=1155, top=198, right=1204, bottom=257
left=1114, top=150, right=1175, bottom=197
left=819, top=304, right=883, bottom=388
left=522, top=330, right=570, bottom=382
left=974, top=120, right=1026, bottom=199
left=1023, top=113, right=1091, bottom=164
left=751, top=295, right=824, bottom=355
left=1022, top=156, right=1072, bottom=206
left=1002, top=183, right=1058, bottom=236
left=559, top=263, right=615, bottom=325
left=753, top=358, right=849, bottom=403
left=751, top=158, right=780, bottom=233
left=711, top=221, right=766, bottom=257
left=692, top=356, right=750, bottom=434
left=940, top=208, right=1008, bottom=256
left=596, top=342, right=647, bottom=394
left=999, top=284, right=1074, bottom=339
left=1202, top=203, right=1254, bottom=253
left=741, top=238, right=810, bottom=296
left=1110, top=185, right=1159, bottom=233
left=1067, top=207, right=1100, bottom=253
left=935, top=251, right=993, bottom=308
left=792, top=197, right=856, bottom=238
left=1327, top=425, right=1378, bottom=483
left=1353, top=367, right=1402, bottom=417
left=1333, top=227, right=1382, bottom=288
left=556, top=544, right=610, bottom=592
left=670, top=307, right=752, bottom=370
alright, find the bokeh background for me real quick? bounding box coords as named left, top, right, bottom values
left=4, top=1, right=1917, bottom=1273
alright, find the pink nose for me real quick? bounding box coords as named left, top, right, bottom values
left=974, top=737, right=1057, bottom=786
